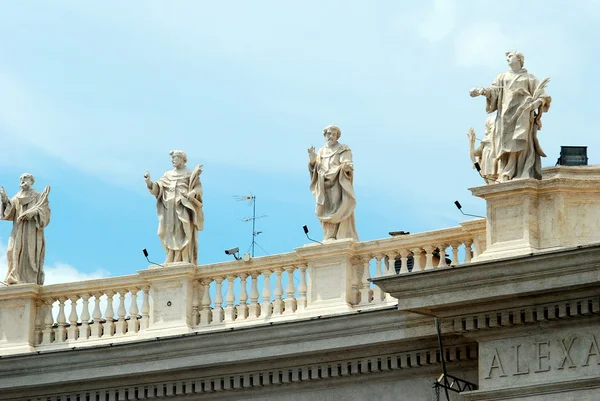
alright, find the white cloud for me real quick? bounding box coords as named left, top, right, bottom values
left=0, top=238, right=109, bottom=286
left=44, top=263, right=109, bottom=286
left=417, top=0, right=457, bottom=42
left=453, top=23, right=514, bottom=69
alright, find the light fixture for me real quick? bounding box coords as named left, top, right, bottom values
left=453, top=201, right=485, bottom=219
left=142, top=248, right=164, bottom=268
left=302, top=225, right=322, bottom=244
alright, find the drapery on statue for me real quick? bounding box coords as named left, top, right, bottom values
left=468, top=116, right=498, bottom=184
left=469, top=51, right=551, bottom=182
left=0, top=173, right=51, bottom=285
left=144, top=150, right=204, bottom=265
left=308, top=125, right=359, bottom=242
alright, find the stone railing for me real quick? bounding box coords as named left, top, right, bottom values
left=34, top=275, right=149, bottom=348
left=0, top=220, right=485, bottom=356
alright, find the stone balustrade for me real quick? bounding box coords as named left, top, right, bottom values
left=0, top=221, right=484, bottom=356
left=356, top=222, right=485, bottom=278
left=35, top=275, right=149, bottom=347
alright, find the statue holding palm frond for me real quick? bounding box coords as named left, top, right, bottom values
left=144, top=150, right=204, bottom=265
left=469, top=51, right=551, bottom=182
left=0, top=174, right=51, bottom=285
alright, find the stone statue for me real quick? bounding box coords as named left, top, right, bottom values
left=144, top=150, right=204, bottom=265
left=469, top=51, right=551, bottom=182
left=308, top=125, right=359, bottom=242
left=0, top=173, right=51, bottom=285
left=468, top=116, right=498, bottom=184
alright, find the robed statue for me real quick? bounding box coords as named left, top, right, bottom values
left=144, top=150, right=204, bottom=265
left=0, top=173, right=51, bottom=285
left=308, top=125, right=359, bottom=242
left=468, top=116, right=498, bottom=184
left=470, top=51, right=551, bottom=182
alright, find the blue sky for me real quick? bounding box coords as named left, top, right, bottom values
left=1, top=0, right=599, bottom=282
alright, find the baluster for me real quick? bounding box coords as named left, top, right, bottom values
left=34, top=299, right=43, bottom=345
left=372, top=255, right=385, bottom=302
left=66, top=295, right=80, bottom=341
left=385, top=253, right=397, bottom=276
left=79, top=294, right=91, bottom=340
left=236, top=273, right=249, bottom=321
left=213, top=277, right=224, bottom=323
left=128, top=289, right=139, bottom=334
left=423, top=245, right=435, bottom=270
left=103, top=291, right=115, bottom=337
left=42, top=298, right=55, bottom=344
left=464, top=240, right=473, bottom=263
left=261, top=270, right=272, bottom=318
left=411, top=248, right=423, bottom=272
left=450, top=242, right=460, bottom=265
left=283, top=266, right=297, bottom=314
left=437, top=244, right=448, bottom=268
left=115, top=290, right=127, bottom=335
left=90, top=293, right=103, bottom=338
left=248, top=272, right=261, bottom=318
left=272, top=268, right=284, bottom=315
left=56, top=297, right=67, bottom=343
left=359, top=257, right=372, bottom=305
left=297, top=265, right=307, bottom=312
left=224, top=276, right=236, bottom=322
left=191, top=281, right=200, bottom=326
left=140, top=287, right=150, bottom=330
left=398, top=250, right=410, bottom=274
left=199, top=279, right=212, bottom=325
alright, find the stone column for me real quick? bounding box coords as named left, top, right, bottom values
left=294, top=239, right=357, bottom=314
left=137, top=262, right=197, bottom=336
left=0, top=283, right=40, bottom=356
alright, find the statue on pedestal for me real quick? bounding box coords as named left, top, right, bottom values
left=469, top=51, right=551, bottom=182
left=308, top=125, right=359, bottom=242
left=0, top=173, right=51, bottom=285
left=468, top=116, right=498, bottom=184
left=144, top=150, right=204, bottom=265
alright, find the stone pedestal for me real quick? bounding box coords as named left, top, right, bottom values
left=0, top=284, right=40, bottom=356
left=295, top=239, right=358, bottom=314
left=470, top=166, right=600, bottom=261
left=137, top=262, right=197, bottom=336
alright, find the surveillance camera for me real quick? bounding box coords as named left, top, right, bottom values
left=224, top=247, right=239, bottom=255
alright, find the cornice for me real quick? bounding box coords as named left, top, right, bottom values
left=372, top=243, right=600, bottom=315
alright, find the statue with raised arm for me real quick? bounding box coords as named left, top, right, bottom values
left=468, top=115, right=498, bottom=184
left=469, top=51, right=551, bottom=182
left=308, top=125, right=359, bottom=242
left=144, top=150, right=204, bottom=265
left=0, top=173, right=51, bottom=285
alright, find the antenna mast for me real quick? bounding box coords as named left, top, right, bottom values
left=234, top=194, right=267, bottom=257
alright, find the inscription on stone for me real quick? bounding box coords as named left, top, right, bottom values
left=480, top=330, right=600, bottom=389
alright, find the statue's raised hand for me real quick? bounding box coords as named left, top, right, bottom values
left=467, top=128, right=476, bottom=144
left=469, top=88, right=481, bottom=97
left=143, top=171, right=152, bottom=186
left=0, top=186, right=7, bottom=203
left=308, top=146, right=317, bottom=162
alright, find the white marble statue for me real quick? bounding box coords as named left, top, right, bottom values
left=144, top=150, right=204, bottom=265
left=469, top=51, right=551, bottom=182
left=308, top=125, right=359, bottom=242
left=468, top=116, right=498, bottom=184
left=0, top=173, right=51, bottom=285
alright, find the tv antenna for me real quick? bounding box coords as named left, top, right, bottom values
left=234, top=194, right=267, bottom=257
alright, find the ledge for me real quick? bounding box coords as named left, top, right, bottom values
left=371, top=243, right=600, bottom=316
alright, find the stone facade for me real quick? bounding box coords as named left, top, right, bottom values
left=1, top=166, right=599, bottom=400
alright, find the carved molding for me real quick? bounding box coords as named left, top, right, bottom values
left=452, top=295, right=600, bottom=333
left=16, top=344, right=477, bottom=400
